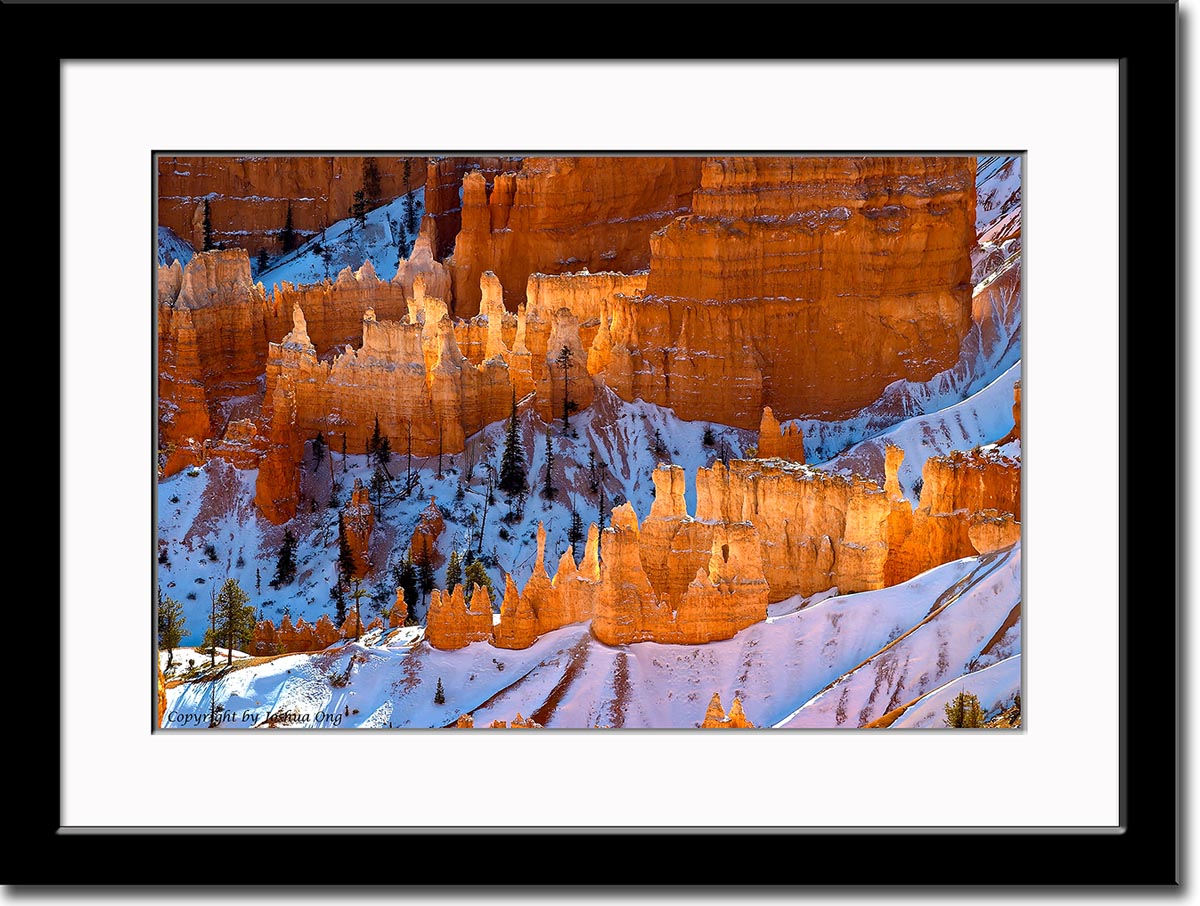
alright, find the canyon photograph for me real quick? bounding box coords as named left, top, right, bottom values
left=155, top=154, right=1022, bottom=730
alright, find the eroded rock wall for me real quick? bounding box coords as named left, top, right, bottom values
left=158, top=156, right=427, bottom=255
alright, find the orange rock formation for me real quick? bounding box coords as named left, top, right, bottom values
left=158, top=156, right=426, bottom=256
left=757, top=407, right=806, bottom=462
left=884, top=446, right=1022, bottom=585
left=253, top=375, right=302, bottom=524
left=388, top=590, right=409, bottom=628
left=340, top=478, right=375, bottom=577
left=410, top=498, right=446, bottom=568
left=423, top=157, right=522, bottom=260
left=591, top=499, right=768, bottom=646
left=419, top=447, right=1018, bottom=652
left=448, top=157, right=704, bottom=316
left=699, top=692, right=755, bottom=728
left=424, top=585, right=493, bottom=651
left=252, top=612, right=342, bottom=656
left=593, top=157, right=976, bottom=427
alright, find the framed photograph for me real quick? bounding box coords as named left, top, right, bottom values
left=42, top=0, right=1176, bottom=889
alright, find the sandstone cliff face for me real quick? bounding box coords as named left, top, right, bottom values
left=491, top=573, right=539, bottom=650
left=696, top=460, right=893, bottom=599
left=597, top=157, right=976, bottom=427
left=209, top=418, right=262, bottom=469
left=448, top=157, right=703, bottom=316
left=590, top=499, right=768, bottom=647
left=253, top=374, right=302, bottom=524
left=340, top=478, right=376, bottom=578
left=158, top=251, right=280, bottom=475
left=264, top=300, right=514, bottom=465
left=425, top=585, right=493, bottom=650
left=884, top=446, right=1022, bottom=585
left=422, top=157, right=522, bottom=261
left=159, top=251, right=418, bottom=477
left=158, top=156, right=427, bottom=255
left=271, top=260, right=410, bottom=353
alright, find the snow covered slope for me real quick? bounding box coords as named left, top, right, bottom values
left=254, top=188, right=423, bottom=286
left=824, top=362, right=1021, bottom=497
left=156, top=388, right=750, bottom=646
left=163, top=543, right=1020, bottom=729
left=157, top=226, right=195, bottom=268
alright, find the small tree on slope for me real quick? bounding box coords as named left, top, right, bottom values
left=272, top=529, right=298, bottom=588
left=943, top=690, right=987, bottom=728
left=203, top=578, right=255, bottom=667
left=498, top=389, right=528, bottom=497
left=156, top=589, right=188, bottom=671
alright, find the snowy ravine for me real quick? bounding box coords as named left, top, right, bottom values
left=162, top=543, right=1021, bottom=730
left=254, top=188, right=424, bottom=287
left=156, top=387, right=752, bottom=645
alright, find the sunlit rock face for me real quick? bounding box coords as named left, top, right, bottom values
left=448, top=157, right=704, bottom=316
left=158, top=156, right=427, bottom=255
left=603, top=156, right=977, bottom=428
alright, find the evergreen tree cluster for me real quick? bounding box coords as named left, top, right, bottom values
left=271, top=529, right=298, bottom=588
left=202, top=578, right=255, bottom=666
left=499, top=390, right=528, bottom=497
left=943, top=691, right=987, bottom=728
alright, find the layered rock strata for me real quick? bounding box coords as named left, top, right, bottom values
left=592, top=157, right=976, bottom=427
left=158, top=156, right=426, bottom=255
left=448, top=157, right=704, bottom=316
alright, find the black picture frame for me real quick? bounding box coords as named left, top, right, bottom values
left=32, top=0, right=1177, bottom=889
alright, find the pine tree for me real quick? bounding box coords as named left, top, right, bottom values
left=271, top=529, right=298, bottom=588
left=156, top=589, right=188, bottom=671
left=395, top=554, right=419, bottom=616
left=363, top=157, right=382, bottom=207
left=587, top=449, right=600, bottom=494
left=943, top=690, right=987, bottom=728
left=369, top=415, right=391, bottom=469
left=333, top=583, right=347, bottom=625
left=498, top=389, right=528, bottom=497
left=348, top=579, right=369, bottom=641
left=202, top=199, right=214, bottom=251
left=202, top=578, right=254, bottom=666
left=651, top=428, right=668, bottom=461
left=402, top=159, right=417, bottom=233
left=341, top=433, right=348, bottom=473
left=312, top=431, right=326, bottom=468
left=445, top=549, right=463, bottom=595
left=555, top=344, right=578, bottom=436
left=369, top=466, right=388, bottom=504
left=281, top=202, right=297, bottom=253
left=434, top=677, right=446, bottom=705
left=256, top=248, right=269, bottom=273
left=463, top=560, right=494, bottom=604
left=349, top=189, right=368, bottom=231
left=337, top=519, right=357, bottom=586
left=541, top=424, right=557, bottom=501
left=415, top=547, right=436, bottom=606
left=598, top=485, right=607, bottom=532
left=568, top=503, right=585, bottom=559
left=702, top=425, right=716, bottom=448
